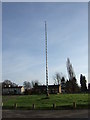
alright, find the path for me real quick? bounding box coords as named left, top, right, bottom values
left=2, top=109, right=89, bottom=118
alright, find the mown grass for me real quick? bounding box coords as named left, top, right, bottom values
left=2, top=93, right=89, bottom=110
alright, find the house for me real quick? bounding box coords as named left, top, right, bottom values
left=33, top=84, right=61, bottom=94
left=61, top=83, right=66, bottom=93
left=2, top=85, right=25, bottom=95
left=88, top=83, right=90, bottom=93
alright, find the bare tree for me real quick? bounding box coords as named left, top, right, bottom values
left=2, top=80, right=18, bottom=87
left=31, top=80, right=40, bottom=88
left=54, top=72, right=63, bottom=85
left=23, top=81, right=31, bottom=89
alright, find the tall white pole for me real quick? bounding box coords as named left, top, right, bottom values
left=45, top=21, right=49, bottom=96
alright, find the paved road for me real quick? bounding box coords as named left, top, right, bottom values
left=2, top=109, right=89, bottom=118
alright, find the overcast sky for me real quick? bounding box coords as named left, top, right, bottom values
left=2, top=2, right=88, bottom=86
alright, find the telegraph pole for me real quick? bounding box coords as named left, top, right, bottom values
left=45, top=21, right=49, bottom=96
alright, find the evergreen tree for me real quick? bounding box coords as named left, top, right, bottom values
left=66, top=58, right=79, bottom=93
left=80, top=74, right=87, bottom=92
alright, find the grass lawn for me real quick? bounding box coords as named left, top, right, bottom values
left=2, top=93, right=89, bottom=110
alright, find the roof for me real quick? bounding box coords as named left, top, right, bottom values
left=36, top=84, right=61, bottom=88
left=38, top=84, right=60, bottom=86
left=3, top=86, right=23, bottom=88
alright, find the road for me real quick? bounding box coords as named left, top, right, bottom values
left=2, top=109, right=89, bottom=118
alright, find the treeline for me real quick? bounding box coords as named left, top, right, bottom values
left=53, top=58, right=88, bottom=93
left=2, top=58, right=90, bottom=94
left=54, top=73, right=88, bottom=93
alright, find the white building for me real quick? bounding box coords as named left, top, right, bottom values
left=2, top=85, right=25, bottom=95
